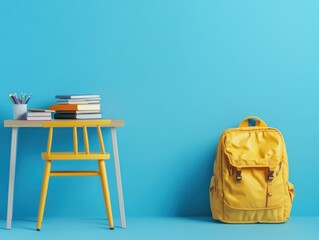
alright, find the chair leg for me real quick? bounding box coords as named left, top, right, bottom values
left=36, top=160, right=52, bottom=231
left=98, top=160, right=114, bottom=230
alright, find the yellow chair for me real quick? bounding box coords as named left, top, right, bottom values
left=36, top=120, right=114, bottom=230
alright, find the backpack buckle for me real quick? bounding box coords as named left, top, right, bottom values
left=268, top=169, right=274, bottom=181
left=236, top=168, right=242, bottom=181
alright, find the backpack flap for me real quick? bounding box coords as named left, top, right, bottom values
left=224, top=128, right=283, bottom=170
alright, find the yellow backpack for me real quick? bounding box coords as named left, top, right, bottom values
left=209, top=116, right=295, bottom=223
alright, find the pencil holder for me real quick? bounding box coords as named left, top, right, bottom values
left=13, top=104, right=27, bottom=120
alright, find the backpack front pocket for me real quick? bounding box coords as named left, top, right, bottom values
left=223, top=162, right=284, bottom=210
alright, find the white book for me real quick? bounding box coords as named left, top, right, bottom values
left=76, top=114, right=102, bottom=119
left=27, top=116, right=52, bottom=121
left=27, top=112, right=52, bottom=117
left=57, top=100, right=101, bottom=104
left=57, top=98, right=101, bottom=102
left=55, top=94, right=100, bottom=99
left=28, top=108, right=55, bottom=113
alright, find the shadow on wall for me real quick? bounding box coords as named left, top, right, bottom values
left=176, top=147, right=216, bottom=217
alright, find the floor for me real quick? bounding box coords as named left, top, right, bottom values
left=0, top=217, right=318, bottom=240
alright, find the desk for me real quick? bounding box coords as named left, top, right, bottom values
left=4, top=119, right=126, bottom=229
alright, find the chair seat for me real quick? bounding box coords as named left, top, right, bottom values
left=42, top=152, right=110, bottom=160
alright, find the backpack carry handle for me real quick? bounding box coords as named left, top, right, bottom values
left=239, top=116, right=268, bottom=128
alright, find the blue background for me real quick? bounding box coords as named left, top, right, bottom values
left=0, top=0, right=318, bottom=219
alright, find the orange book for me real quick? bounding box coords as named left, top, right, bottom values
left=50, top=104, right=100, bottom=111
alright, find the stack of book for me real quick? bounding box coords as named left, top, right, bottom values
left=50, top=94, right=102, bottom=119
left=27, top=109, right=54, bottom=121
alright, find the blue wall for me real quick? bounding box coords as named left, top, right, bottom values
left=1, top=0, right=318, bottom=218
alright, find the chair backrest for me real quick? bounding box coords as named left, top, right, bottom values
left=42, top=120, right=111, bottom=155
